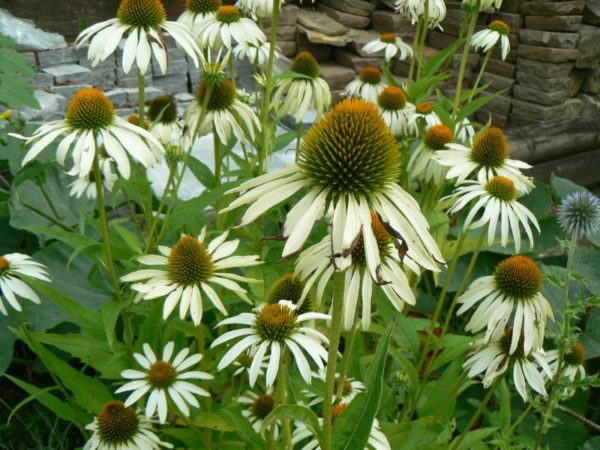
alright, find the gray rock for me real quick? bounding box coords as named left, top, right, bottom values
left=475, top=109, right=509, bottom=128
left=317, top=5, right=371, bottom=29
left=583, top=67, right=600, bottom=94
left=487, top=59, right=516, bottom=78
left=263, top=4, right=299, bottom=27
left=516, top=71, right=574, bottom=92
left=89, top=67, right=117, bottom=90
left=334, top=49, right=380, bottom=72
left=518, top=44, right=578, bottom=63
left=521, top=1, right=586, bottom=16
left=0, top=9, right=66, bottom=51
left=518, top=29, right=579, bottom=49
left=513, top=84, right=569, bottom=105
left=453, top=53, right=480, bottom=70
left=105, top=88, right=130, bottom=107
left=320, top=0, right=375, bottom=17
left=32, top=72, right=54, bottom=89
left=481, top=73, right=515, bottom=91
left=524, top=15, right=582, bottom=32
left=37, top=46, right=78, bottom=68
left=21, top=52, right=38, bottom=70
left=297, top=45, right=332, bottom=62
left=577, top=92, right=600, bottom=113
left=575, top=25, right=600, bottom=68
left=52, top=84, right=93, bottom=101
left=150, top=75, right=188, bottom=95
left=584, top=0, right=600, bottom=25
left=297, top=10, right=348, bottom=36
left=43, top=64, right=91, bottom=85
left=371, top=10, right=415, bottom=38
left=319, top=63, right=356, bottom=90
left=152, top=57, right=189, bottom=77
left=19, top=90, right=66, bottom=121
left=511, top=97, right=582, bottom=120
left=516, top=58, right=573, bottom=78
left=116, top=108, right=136, bottom=118
left=297, top=25, right=352, bottom=47
left=174, top=92, right=195, bottom=103
left=125, top=86, right=164, bottom=105
left=278, top=41, right=297, bottom=58
left=479, top=90, right=512, bottom=114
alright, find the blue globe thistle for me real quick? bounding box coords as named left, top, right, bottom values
left=557, top=191, right=600, bottom=237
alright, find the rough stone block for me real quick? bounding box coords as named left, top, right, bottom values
left=275, top=25, right=296, bottom=41
left=511, top=97, right=582, bottom=120
left=317, top=5, right=371, bottom=29
left=20, top=90, right=66, bottom=122
left=320, top=0, right=375, bottom=17
left=38, top=47, right=78, bottom=68
left=453, top=53, right=480, bottom=70
left=151, top=75, right=189, bottom=94
left=43, top=64, right=91, bottom=85
left=524, top=15, right=583, bottom=31
left=480, top=91, right=512, bottom=114
left=32, top=72, right=54, bottom=89
left=174, top=92, right=195, bottom=103
left=516, top=58, right=573, bottom=77
left=125, top=86, right=164, bottom=105
left=481, top=73, right=515, bottom=91
left=475, top=109, right=509, bottom=128
left=52, top=84, right=92, bottom=100
left=152, top=57, right=188, bottom=77
left=76, top=45, right=116, bottom=70
left=347, top=29, right=383, bottom=57
left=21, top=52, right=38, bottom=70
left=90, top=67, right=117, bottom=90
left=429, top=31, right=458, bottom=49
left=371, top=10, right=414, bottom=37
left=105, top=88, right=129, bottom=107
left=575, top=25, right=600, bottom=68
left=583, top=67, right=600, bottom=94
left=516, top=71, right=574, bottom=92
left=297, top=45, right=332, bottom=62
left=297, top=10, right=348, bottom=36
left=518, top=29, right=579, bottom=49
left=521, top=1, right=585, bottom=16
left=487, top=59, right=516, bottom=78
left=278, top=41, right=297, bottom=58
left=334, top=49, right=380, bottom=72
left=518, top=44, right=578, bottom=62
left=577, top=92, right=600, bottom=114
left=319, top=63, right=356, bottom=90
left=116, top=108, right=136, bottom=118
left=263, top=4, right=299, bottom=27
left=513, top=84, right=569, bottom=105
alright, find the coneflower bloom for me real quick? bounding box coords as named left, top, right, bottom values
left=303, top=372, right=365, bottom=406
left=84, top=400, right=173, bottom=450
left=465, top=328, right=553, bottom=402
left=75, top=0, right=200, bottom=75
left=407, top=101, right=442, bottom=136
left=196, top=5, right=265, bottom=49
left=234, top=41, right=279, bottom=66
left=116, top=342, right=212, bottom=423
left=472, top=20, right=511, bottom=61
left=236, top=0, right=277, bottom=19
left=266, top=273, right=312, bottom=314
left=463, top=0, right=503, bottom=12
left=545, top=343, right=586, bottom=394
left=444, top=176, right=540, bottom=251
left=178, top=0, right=221, bottom=33
left=221, top=99, right=444, bottom=275
left=343, top=67, right=387, bottom=104
left=0, top=253, right=49, bottom=315
left=11, top=88, right=163, bottom=179
left=557, top=191, right=600, bottom=238
left=185, top=77, right=260, bottom=144
left=377, top=86, right=415, bottom=137
left=237, top=391, right=278, bottom=435
left=272, top=51, right=331, bottom=123
left=457, top=256, right=552, bottom=355
left=69, top=153, right=117, bottom=199
left=433, top=127, right=533, bottom=193
left=121, top=229, right=261, bottom=325
left=292, top=403, right=391, bottom=450
left=212, top=300, right=330, bottom=387
left=148, top=95, right=183, bottom=146
left=396, top=0, right=447, bottom=29
left=362, top=33, right=413, bottom=62
left=408, top=124, right=453, bottom=186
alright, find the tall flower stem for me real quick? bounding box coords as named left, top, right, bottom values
left=144, top=167, right=175, bottom=253
left=468, top=50, right=492, bottom=103
left=431, top=371, right=468, bottom=423
left=321, top=271, right=346, bottom=450
left=278, top=352, right=292, bottom=447
left=295, top=121, right=302, bottom=162
left=137, top=71, right=146, bottom=128
left=416, top=0, right=430, bottom=80
left=336, top=318, right=359, bottom=400
left=229, top=56, right=237, bottom=92
left=453, top=3, right=480, bottom=115
left=535, top=234, right=577, bottom=448
left=214, top=137, right=222, bottom=188
left=407, top=19, right=423, bottom=86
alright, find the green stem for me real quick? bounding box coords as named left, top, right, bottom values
left=468, top=50, right=492, bottom=103
left=416, top=0, right=430, bottom=80
left=407, top=19, right=423, bottom=87
left=229, top=56, right=237, bottom=92
left=39, top=183, right=63, bottom=221
left=498, top=404, right=533, bottom=448
left=295, top=121, right=302, bottom=163
left=321, top=271, right=346, bottom=450
left=144, top=167, right=175, bottom=252
left=453, top=3, right=480, bottom=115
left=277, top=352, right=292, bottom=447
left=336, top=320, right=359, bottom=401
left=214, top=136, right=221, bottom=188
left=451, top=378, right=500, bottom=450
left=137, top=70, right=146, bottom=128
left=432, top=371, right=468, bottom=424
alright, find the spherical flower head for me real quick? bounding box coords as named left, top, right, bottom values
left=148, top=95, right=177, bottom=124
left=489, top=20, right=510, bottom=35
left=66, top=88, right=115, bottom=131
left=254, top=303, right=297, bottom=342
left=380, top=32, right=397, bottom=44
left=351, top=212, right=393, bottom=266
left=415, top=102, right=433, bottom=115
left=168, top=235, right=214, bottom=285
left=96, top=401, right=139, bottom=445
left=186, top=0, right=221, bottom=14
left=493, top=256, right=542, bottom=300
left=424, top=124, right=453, bottom=150
left=298, top=99, right=400, bottom=196
left=216, top=5, right=241, bottom=23
left=147, top=360, right=177, bottom=389
left=335, top=376, right=354, bottom=398
left=127, top=113, right=141, bottom=125
left=485, top=175, right=516, bottom=202
left=267, top=273, right=312, bottom=314
left=290, top=51, right=320, bottom=79
left=196, top=78, right=236, bottom=111
left=117, top=0, right=167, bottom=28
left=359, top=66, right=382, bottom=85
left=471, top=127, right=509, bottom=169
left=378, top=86, right=406, bottom=111
left=251, top=394, right=275, bottom=419
left=564, top=342, right=586, bottom=366
left=557, top=191, right=600, bottom=238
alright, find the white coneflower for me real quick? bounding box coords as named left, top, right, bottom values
left=454, top=116, right=476, bottom=143
left=546, top=342, right=586, bottom=391
left=272, top=51, right=331, bottom=123
left=196, top=5, right=265, bottom=49
left=237, top=391, right=278, bottom=435
left=362, top=33, right=413, bottom=62
left=557, top=191, right=600, bottom=238
left=116, top=342, right=212, bottom=423
left=472, top=20, right=511, bottom=61
left=178, top=0, right=221, bottom=33
left=185, top=77, right=260, bottom=144
left=121, top=229, right=261, bottom=325
left=465, top=328, right=553, bottom=402
left=84, top=400, right=173, bottom=450
left=396, top=0, right=446, bottom=29
left=221, top=99, right=444, bottom=275
left=75, top=0, right=200, bottom=75
left=147, top=95, right=185, bottom=146
left=11, top=88, right=163, bottom=179
left=0, top=253, right=49, bottom=315
left=343, top=67, right=387, bottom=104
left=457, top=255, right=552, bottom=355
left=407, top=101, right=442, bottom=136
left=463, top=0, right=503, bottom=11
left=236, top=0, right=275, bottom=19
left=433, top=127, right=534, bottom=193
left=69, top=152, right=117, bottom=199
left=445, top=176, right=540, bottom=251
left=376, top=86, right=415, bottom=137
left=292, top=402, right=391, bottom=450
left=233, top=41, right=279, bottom=66
left=303, top=372, right=365, bottom=406
left=266, top=272, right=313, bottom=314
left=295, top=213, right=421, bottom=330
left=212, top=300, right=330, bottom=387
left=408, top=124, right=453, bottom=186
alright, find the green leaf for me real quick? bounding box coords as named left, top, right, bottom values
left=580, top=307, right=600, bottom=359
left=451, top=427, right=498, bottom=450
left=274, top=131, right=298, bottom=152
left=111, top=222, right=143, bottom=256
left=0, top=314, right=17, bottom=374
left=220, top=408, right=265, bottom=446
left=27, top=226, right=103, bottom=264
left=457, top=89, right=506, bottom=120
left=550, top=174, right=589, bottom=200
left=261, top=405, right=321, bottom=442
left=191, top=411, right=236, bottom=432
left=187, top=155, right=216, bottom=188
left=519, top=181, right=552, bottom=219
left=407, top=74, right=449, bottom=104
left=419, top=358, right=463, bottom=418
left=331, top=321, right=394, bottom=450
left=498, top=380, right=511, bottom=431
left=423, top=39, right=463, bottom=78
left=101, top=300, right=123, bottom=351
left=0, top=71, right=38, bottom=108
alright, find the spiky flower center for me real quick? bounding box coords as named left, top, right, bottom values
left=196, top=79, right=236, bottom=111
left=127, top=113, right=141, bottom=125
left=97, top=401, right=139, bottom=444
left=485, top=175, right=516, bottom=201
left=352, top=212, right=393, bottom=266
left=470, top=127, right=509, bottom=168
left=331, top=403, right=349, bottom=424
left=254, top=304, right=297, bottom=342
left=489, top=20, right=510, bottom=35
left=267, top=274, right=311, bottom=314
left=415, top=102, right=433, bottom=114
left=147, top=361, right=176, bottom=389
left=168, top=236, right=214, bottom=285
left=166, top=144, right=185, bottom=168
left=334, top=376, right=354, bottom=397
left=423, top=124, right=453, bottom=150
left=149, top=95, right=177, bottom=124
left=380, top=33, right=397, bottom=44
left=291, top=51, right=320, bottom=78
left=499, top=328, right=525, bottom=359
left=359, top=67, right=382, bottom=85
left=494, top=256, right=542, bottom=300
left=117, top=0, right=167, bottom=28
left=0, top=256, right=9, bottom=275
left=251, top=394, right=274, bottom=419
left=557, top=191, right=600, bottom=238
left=66, top=88, right=114, bottom=130
left=186, top=0, right=221, bottom=14
left=298, top=99, right=401, bottom=195
left=378, top=86, right=406, bottom=111
left=216, top=5, right=241, bottom=23
left=564, top=342, right=585, bottom=366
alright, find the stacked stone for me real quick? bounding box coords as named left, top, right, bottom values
left=511, top=1, right=585, bottom=125
left=151, top=34, right=191, bottom=94
left=263, top=4, right=300, bottom=57
left=577, top=0, right=600, bottom=113
left=372, top=6, right=416, bottom=78
left=317, top=0, right=374, bottom=29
